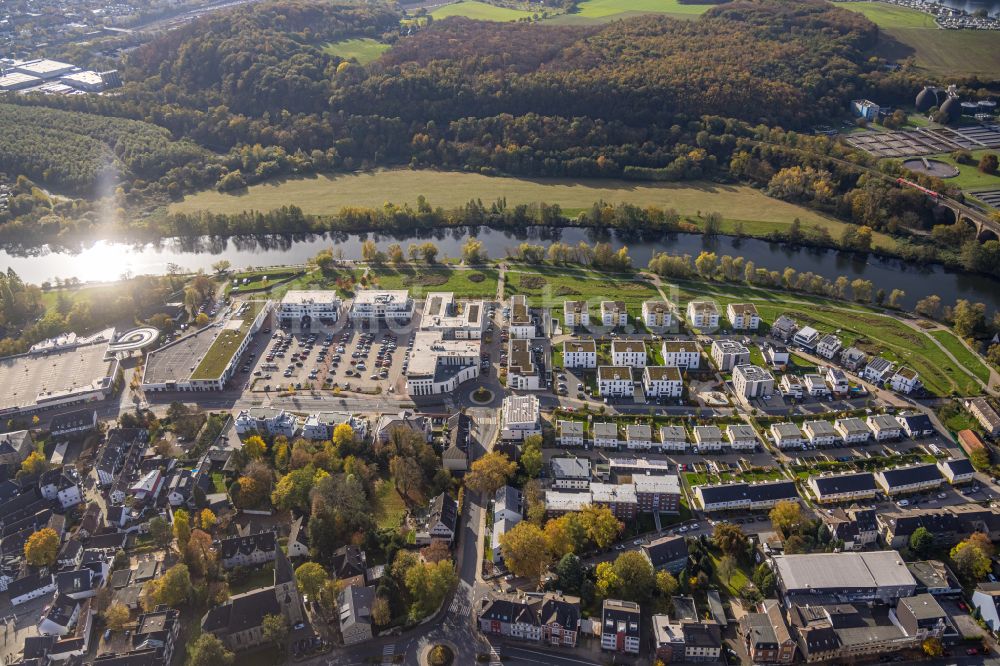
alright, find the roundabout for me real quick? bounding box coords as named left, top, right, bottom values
left=470, top=387, right=494, bottom=404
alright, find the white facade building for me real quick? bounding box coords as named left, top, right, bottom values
left=641, top=300, right=673, bottom=329
left=277, top=290, right=341, bottom=326
left=601, top=301, right=628, bottom=327
left=507, top=338, right=541, bottom=391
left=686, top=300, right=720, bottom=330
left=803, top=420, right=840, bottom=447
left=611, top=340, right=647, bottom=368
left=771, top=422, right=806, bottom=449
left=711, top=340, right=750, bottom=372
left=732, top=364, right=775, bottom=399
left=509, top=295, right=535, bottom=339
left=349, top=290, right=414, bottom=324
left=405, top=331, right=480, bottom=396
left=642, top=366, right=682, bottom=398
left=792, top=326, right=820, bottom=350
left=563, top=339, right=597, bottom=369
left=890, top=367, right=921, bottom=394
left=816, top=334, right=843, bottom=360
left=564, top=301, right=589, bottom=329
left=726, top=303, right=760, bottom=331
left=421, top=292, right=485, bottom=339
left=500, top=395, right=541, bottom=441
left=726, top=424, right=759, bottom=451
left=661, top=341, right=701, bottom=369
left=598, top=366, right=634, bottom=398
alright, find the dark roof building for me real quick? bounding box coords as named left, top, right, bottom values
left=641, top=535, right=688, bottom=573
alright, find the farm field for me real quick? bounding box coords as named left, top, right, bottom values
left=670, top=279, right=985, bottom=397
left=369, top=266, right=499, bottom=298
left=169, top=169, right=841, bottom=237
left=430, top=1, right=534, bottom=21
left=322, top=38, right=390, bottom=64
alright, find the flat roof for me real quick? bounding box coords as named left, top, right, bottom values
left=192, top=301, right=267, bottom=379
left=773, top=551, right=915, bottom=593
left=564, top=339, right=596, bottom=353
left=0, top=72, right=41, bottom=88
left=280, top=290, right=340, bottom=306
left=407, top=331, right=479, bottom=377
left=0, top=340, right=115, bottom=413
left=14, top=58, right=74, bottom=75
left=353, top=289, right=409, bottom=304
left=598, top=366, right=633, bottom=381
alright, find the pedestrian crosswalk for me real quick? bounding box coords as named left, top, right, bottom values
left=381, top=643, right=395, bottom=665
left=489, top=646, right=503, bottom=665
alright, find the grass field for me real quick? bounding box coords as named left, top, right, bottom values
left=370, top=265, right=499, bottom=298
left=929, top=150, right=1000, bottom=193
left=567, top=0, right=710, bottom=19
left=322, top=38, right=390, bottom=65
left=505, top=266, right=661, bottom=312
left=840, top=1, right=936, bottom=28
left=930, top=329, right=992, bottom=385
left=671, top=280, right=984, bottom=397
left=430, top=1, right=534, bottom=21
left=374, top=479, right=408, bottom=531
left=170, top=169, right=842, bottom=238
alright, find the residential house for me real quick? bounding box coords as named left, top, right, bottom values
left=598, top=366, right=634, bottom=398
left=338, top=584, right=375, bottom=646
left=763, top=342, right=790, bottom=369
left=771, top=423, right=806, bottom=450
left=661, top=341, right=701, bottom=369
left=652, top=614, right=686, bottom=663
left=601, top=301, right=628, bottom=328
left=802, top=373, right=829, bottom=397
left=692, top=425, right=725, bottom=452
left=695, top=481, right=799, bottom=512
left=890, top=367, right=921, bottom=394
left=816, top=334, right=843, bottom=360
left=972, top=583, right=1000, bottom=631
left=233, top=408, right=297, bottom=438
left=643, top=366, right=683, bottom=399
left=771, top=314, right=798, bottom=341
left=780, top=375, right=803, bottom=399
left=374, top=413, right=431, bottom=445
left=331, top=545, right=369, bottom=589
left=896, top=413, right=935, bottom=439
left=686, top=300, right=720, bottom=330
left=733, top=364, right=775, bottom=399
left=8, top=572, right=56, bottom=605
left=840, top=346, right=868, bottom=371
left=907, top=560, right=962, bottom=596
left=551, top=458, right=590, bottom=490
left=591, top=483, right=639, bottom=520
left=39, top=468, right=83, bottom=509
left=592, top=422, right=620, bottom=449
left=562, top=340, right=597, bottom=370
left=216, top=531, right=277, bottom=569
left=563, top=301, right=589, bottom=329
left=287, top=516, right=310, bottom=559
left=726, top=303, right=760, bottom=331
left=0, top=430, right=32, bottom=467
left=442, top=413, right=470, bottom=473
left=937, top=458, right=975, bottom=484
left=479, top=593, right=581, bottom=647
left=741, top=600, right=797, bottom=664
left=500, top=395, right=541, bottom=441
left=641, top=535, right=688, bottom=573
left=494, top=486, right=523, bottom=523
left=414, top=493, right=458, bottom=545
left=834, top=417, right=871, bottom=444
left=634, top=475, right=681, bottom=514
left=711, top=340, right=750, bottom=372
left=875, top=464, right=943, bottom=496
left=508, top=339, right=541, bottom=391
left=894, top=594, right=953, bottom=641
left=508, top=295, right=535, bottom=339
left=49, top=409, right=97, bottom=437
left=557, top=420, right=585, bottom=448
left=479, top=597, right=542, bottom=642
left=808, top=472, right=878, bottom=504
left=802, top=420, right=840, bottom=448
left=659, top=425, right=688, bottom=452
left=601, top=599, right=641, bottom=654
left=726, top=424, right=759, bottom=451
left=611, top=340, right=646, bottom=368
left=537, top=593, right=581, bottom=647
left=642, top=300, right=673, bottom=329
left=967, top=397, right=1000, bottom=437
left=791, top=326, right=820, bottom=350
left=301, top=411, right=357, bottom=441
left=822, top=507, right=879, bottom=550
left=825, top=367, right=849, bottom=394
left=625, top=424, right=653, bottom=451
left=683, top=621, right=723, bottom=662
left=863, top=357, right=895, bottom=385
left=867, top=414, right=902, bottom=441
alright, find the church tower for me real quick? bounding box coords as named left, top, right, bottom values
left=273, top=542, right=304, bottom=625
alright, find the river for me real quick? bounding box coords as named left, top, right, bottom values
left=934, top=0, right=1000, bottom=15
left=3, top=227, right=999, bottom=312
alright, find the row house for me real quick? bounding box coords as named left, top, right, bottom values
left=835, top=417, right=871, bottom=444
left=726, top=302, right=760, bottom=331
left=809, top=472, right=878, bottom=504
left=875, top=464, right=943, bottom=496
left=611, top=339, right=647, bottom=368
left=659, top=425, right=689, bottom=452
left=726, top=424, right=759, bottom=451
left=938, top=458, right=975, bottom=485
left=557, top=420, right=584, bottom=447
left=693, top=425, right=725, bottom=452
left=771, top=422, right=806, bottom=450
left=711, top=339, right=750, bottom=372
left=642, top=300, right=673, bottom=329
left=643, top=366, right=683, bottom=398
left=562, top=339, right=597, bottom=369
left=601, top=301, right=628, bottom=328
left=803, top=420, right=840, bottom=447
left=625, top=424, right=653, bottom=451
left=967, top=397, right=1000, bottom=437
left=695, top=480, right=800, bottom=512
left=551, top=458, right=591, bottom=490
left=867, top=414, right=902, bottom=440
left=661, top=341, right=701, bottom=369
left=592, top=422, right=621, bottom=449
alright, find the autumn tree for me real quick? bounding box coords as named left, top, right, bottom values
left=579, top=504, right=623, bottom=548
left=500, top=521, right=552, bottom=581
left=173, top=509, right=191, bottom=552
left=103, top=603, right=130, bottom=631
left=24, top=527, right=59, bottom=566
left=656, top=570, right=678, bottom=598
left=262, top=613, right=289, bottom=646
left=544, top=513, right=585, bottom=558
left=769, top=500, right=804, bottom=537
left=713, top=523, right=749, bottom=559
left=951, top=535, right=992, bottom=581
left=909, top=527, right=935, bottom=558
left=372, top=596, right=392, bottom=625
left=295, top=562, right=329, bottom=599
left=922, top=637, right=944, bottom=658
left=464, top=451, right=516, bottom=497
left=332, top=423, right=355, bottom=448
left=188, top=634, right=234, bottom=666
left=145, top=564, right=192, bottom=609
left=185, top=529, right=216, bottom=578
left=242, top=435, right=266, bottom=459
left=20, top=450, right=48, bottom=478
left=610, top=551, right=656, bottom=602
left=200, top=508, right=217, bottom=531
left=462, top=238, right=487, bottom=264
left=404, top=558, right=456, bottom=618
left=520, top=434, right=543, bottom=478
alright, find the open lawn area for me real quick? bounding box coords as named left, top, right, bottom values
left=40, top=282, right=127, bottom=315
left=549, top=0, right=710, bottom=21
left=505, top=266, right=660, bottom=314
left=840, top=1, right=936, bottom=28
left=169, top=169, right=839, bottom=238
left=430, top=1, right=534, bottom=21
left=709, top=550, right=751, bottom=598
left=672, top=280, right=983, bottom=397
left=322, top=38, right=390, bottom=64
left=872, top=26, right=1000, bottom=78
left=370, top=265, right=499, bottom=299
left=930, top=329, right=992, bottom=385
left=927, top=150, right=1000, bottom=194
left=374, top=479, right=408, bottom=531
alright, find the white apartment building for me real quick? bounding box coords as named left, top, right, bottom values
left=732, top=364, right=775, bottom=399
left=803, top=373, right=830, bottom=397
left=693, top=425, right=725, bottom=452
left=509, top=295, right=535, bottom=339
left=641, top=300, right=673, bottom=329
left=726, top=303, right=760, bottom=331
left=507, top=338, right=541, bottom=391
left=863, top=357, right=894, bottom=385
left=686, top=300, right=720, bottom=330
left=500, top=395, right=541, bottom=441
left=661, top=341, right=701, bottom=369
left=642, top=366, right=682, bottom=398
left=890, top=367, right=921, bottom=394
left=803, top=420, right=840, bottom=447
left=763, top=342, right=790, bottom=368
left=277, top=290, right=341, bottom=326
left=563, top=301, right=589, bottom=328
left=710, top=339, right=750, bottom=372
left=826, top=366, right=849, bottom=394
left=726, top=424, right=759, bottom=451
left=780, top=374, right=803, bottom=399
left=349, top=290, right=414, bottom=324
left=598, top=366, right=634, bottom=398
left=421, top=292, right=485, bottom=339
left=235, top=408, right=297, bottom=438
left=834, top=417, right=872, bottom=444
left=405, top=331, right=480, bottom=396
left=592, top=422, right=621, bottom=449
left=557, top=420, right=585, bottom=447
left=601, top=301, right=628, bottom=327
left=563, top=339, right=597, bottom=369
left=611, top=339, right=647, bottom=368
left=792, top=326, right=820, bottom=350
left=771, top=422, right=806, bottom=449
left=816, top=334, right=843, bottom=360
left=866, top=414, right=902, bottom=441
left=658, top=426, right=688, bottom=452
left=626, top=424, right=654, bottom=451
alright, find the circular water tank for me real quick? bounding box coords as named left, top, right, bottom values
left=915, top=86, right=936, bottom=111
left=939, top=96, right=961, bottom=122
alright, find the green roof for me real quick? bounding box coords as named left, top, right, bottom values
left=191, top=300, right=266, bottom=380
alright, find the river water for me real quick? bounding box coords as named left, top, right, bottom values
left=4, top=227, right=999, bottom=312
left=934, top=0, right=1000, bottom=15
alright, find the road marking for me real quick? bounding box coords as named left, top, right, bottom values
left=380, top=643, right=395, bottom=665
left=504, top=647, right=600, bottom=665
